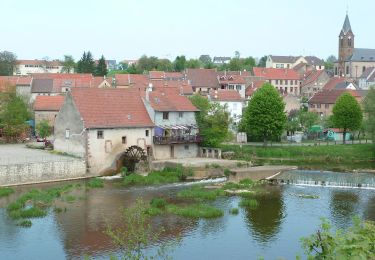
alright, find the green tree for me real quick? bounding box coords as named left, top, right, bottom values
left=363, top=87, right=375, bottom=141
left=61, top=55, right=75, bottom=73
left=136, top=55, right=159, bottom=72
left=199, top=55, right=212, bottom=66
left=0, top=51, right=17, bottom=76
left=76, top=51, right=95, bottom=73
left=190, top=94, right=231, bottom=147
left=156, top=58, right=173, bottom=71
left=95, top=55, right=108, bottom=76
left=241, top=83, right=286, bottom=145
left=324, top=55, right=337, bottom=70
left=36, top=120, right=52, bottom=138
left=301, top=217, right=375, bottom=259
left=105, top=199, right=177, bottom=260
left=185, top=59, right=201, bottom=69
left=331, top=92, right=363, bottom=143
left=173, top=55, right=186, bottom=72
left=298, top=110, right=319, bottom=132
left=257, top=55, right=267, bottom=67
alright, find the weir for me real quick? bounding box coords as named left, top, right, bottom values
left=271, top=170, right=375, bottom=189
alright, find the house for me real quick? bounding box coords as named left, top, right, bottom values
left=54, top=88, right=154, bottom=174
left=301, top=70, right=331, bottom=97
left=334, top=14, right=375, bottom=78
left=304, top=56, right=325, bottom=70
left=149, top=80, right=194, bottom=96
left=142, top=86, right=201, bottom=160
left=0, top=76, right=32, bottom=101
left=14, top=60, right=64, bottom=75
left=213, top=57, right=231, bottom=65
left=266, top=55, right=324, bottom=70
left=33, top=95, right=65, bottom=128
left=323, top=77, right=357, bottom=91
left=208, top=89, right=244, bottom=124
left=308, top=89, right=360, bottom=117
left=185, top=69, right=219, bottom=94
left=245, top=80, right=266, bottom=99
left=358, top=67, right=375, bottom=89
left=114, top=74, right=149, bottom=90
left=253, top=67, right=301, bottom=95
left=217, top=74, right=246, bottom=98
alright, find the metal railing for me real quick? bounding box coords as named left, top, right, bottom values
left=153, top=135, right=202, bottom=145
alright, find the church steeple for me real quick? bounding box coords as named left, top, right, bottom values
left=337, top=13, right=355, bottom=76
left=341, top=14, right=352, bottom=34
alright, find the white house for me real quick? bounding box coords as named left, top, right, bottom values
left=14, top=60, right=64, bottom=75
left=208, top=89, right=244, bottom=124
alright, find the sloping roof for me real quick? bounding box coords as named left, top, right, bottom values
left=0, top=76, right=32, bottom=86
left=164, top=72, right=184, bottom=79
left=147, top=88, right=199, bottom=112
left=149, top=71, right=165, bottom=79
left=304, top=56, right=324, bottom=66
left=33, top=95, right=65, bottom=111
left=16, top=60, right=62, bottom=66
left=347, top=48, right=375, bottom=62
left=301, top=70, right=325, bottom=86
left=253, top=67, right=300, bottom=80
left=292, top=62, right=307, bottom=71
left=209, top=89, right=243, bottom=102
left=185, top=69, right=218, bottom=88
left=360, top=67, right=375, bottom=79
left=341, top=14, right=352, bottom=34
left=31, top=78, right=54, bottom=93
left=217, top=74, right=246, bottom=84
left=31, top=74, right=94, bottom=93
left=323, top=77, right=347, bottom=90
left=269, top=55, right=299, bottom=63
left=70, top=88, right=153, bottom=128
left=335, top=82, right=357, bottom=90
left=150, top=80, right=193, bottom=95
left=309, top=89, right=360, bottom=104
left=115, top=74, right=149, bottom=87
left=217, top=71, right=252, bottom=77
left=246, top=80, right=266, bottom=97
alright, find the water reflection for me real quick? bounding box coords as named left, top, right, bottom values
left=243, top=186, right=284, bottom=244
left=329, top=191, right=359, bottom=228
left=364, top=196, right=375, bottom=222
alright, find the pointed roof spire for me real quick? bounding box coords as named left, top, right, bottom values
left=342, top=14, right=352, bottom=34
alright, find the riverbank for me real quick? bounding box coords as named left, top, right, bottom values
left=221, top=144, right=375, bottom=172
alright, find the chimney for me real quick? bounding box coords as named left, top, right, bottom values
left=146, top=82, right=153, bottom=101
left=180, top=86, right=184, bottom=95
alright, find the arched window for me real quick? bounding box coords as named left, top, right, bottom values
left=348, top=38, right=352, bottom=46
left=340, top=38, right=344, bottom=47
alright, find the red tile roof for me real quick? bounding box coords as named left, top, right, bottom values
left=218, top=74, right=246, bottom=84
left=71, top=88, right=153, bottom=128
left=115, top=74, right=149, bottom=87
left=209, top=89, right=243, bottom=102
left=253, top=68, right=300, bottom=80
left=323, top=77, right=347, bottom=90
left=185, top=69, right=218, bottom=88
left=149, top=71, right=165, bottom=79
left=17, top=60, right=62, bottom=66
left=309, top=89, right=360, bottom=104
left=164, top=72, right=184, bottom=79
left=33, top=95, right=65, bottom=111
left=150, top=80, right=193, bottom=95
left=147, top=88, right=199, bottom=112
left=301, top=70, right=325, bottom=86
left=246, top=80, right=266, bottom=97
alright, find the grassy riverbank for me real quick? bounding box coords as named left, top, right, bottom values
left=221, top=144, right=375, bottom=171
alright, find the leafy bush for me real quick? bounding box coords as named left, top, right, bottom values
left=0, top=187, right=14, bottom=198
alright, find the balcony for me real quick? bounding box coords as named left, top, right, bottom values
left=153, top=135, right=202, bottom=145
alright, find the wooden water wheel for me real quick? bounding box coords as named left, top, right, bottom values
left=119, top=146, right=147, bottom=173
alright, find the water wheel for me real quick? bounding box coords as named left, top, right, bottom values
left=119, top=146, right=147, bottom=173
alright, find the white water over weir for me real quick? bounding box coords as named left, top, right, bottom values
left=272, top=170, right=375, bottom=190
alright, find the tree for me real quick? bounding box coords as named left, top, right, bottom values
left=61, top=55, right=75, bottom=73
left=76, top=51, right=95, bottom=73
left=173, top=55, right=186, bottom=72
left=324, top=55, right=337, bottom=70
left=234, top=51, right=240, bottom=59
left=190, top=94, right=231, bottom=147
left=240, top=83, right=286, bottom=145
left=298, top=110, right=319, bottom=132
left=331, top=92, right=363, bottom=143
left=185, top=59, right=201, bottom=69
left=363, top=87, right=375, bottom=142
left=199, top=55, right=212, bottom=66
left=36, top=120, right=52, bottom=138
left=136, top=55, right=159, bottom=72
left=156, top=59, right=173, bottom=71
left=257, top=55, right=267, bottom=67
left=0, top=51, right=17, bottom=76
left=95, top=55, right=108, bottom=76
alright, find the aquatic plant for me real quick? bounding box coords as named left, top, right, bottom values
left=239, top=198, right=259, bottom=209
left=177, top=186, right=226, bottom=201
left=229, top=208, right=239, bottom=215
left=0, top=187, right=14, bottom=198
left=150, top=198, right=167, bottom=209
left=64, top=195, right=76, bottom=203
left=86, top=178, right=104, bottom=188
left=166, top=204, right=224, bottom=218
left=17, top=220, right=32, bottom=228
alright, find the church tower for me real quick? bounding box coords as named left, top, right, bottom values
left=338, top=14, right=354, bottom=76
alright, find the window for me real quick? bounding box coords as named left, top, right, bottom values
left=178, top=112, right=183, bottom=118
left=295, top=80, right=297, bottom=85
left=348, top=38, right=352, bottom=46
left=163, top=112, right=169, bottom=120
left=65, top=129, right=70, bottom=139
left=335, top=67, right=338, bottom=75
left=184, top=145, right=189, bottom=150
left=97, top=130, right=103, bottom=139
left=236, top=85, right=241, bottom=90
left=317, top=104, right=321, bottom=108
left=325, top=104, right=329, bottom=109
left=122, top=136, right=127, bottom=144
left=145, top=130, right=149, bottom=137
left=346, top=66, right=349, bottom=75
left=363, top=66, right=366, bottom=72
left=286, top=80, right=289, bottom=85
left=310, top=103, right=315, bottom=108
left=280, top=80, right=283, bottom=85
left=275, top=80, right=279, bottom=85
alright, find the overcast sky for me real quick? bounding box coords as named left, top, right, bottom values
left=1, top=0, right=374, bottom=62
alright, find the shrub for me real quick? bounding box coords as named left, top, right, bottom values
left=167, top=204, right=224, bottom=218
left=150, top=198, right=167, bottom=209
left=239, top=199, right=259, bottom=209
left=87, top=178, right=104, bottom=188
left=0, top=187, right=15, bottom=198
left=224, top=168, right=231, bottom=177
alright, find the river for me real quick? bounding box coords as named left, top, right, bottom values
left=0, top=170, right=375, bottom=259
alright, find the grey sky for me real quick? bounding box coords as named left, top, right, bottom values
left=1, top=0, right=374, bottom=62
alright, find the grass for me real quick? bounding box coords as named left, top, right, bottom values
left=0, top=187, right=14, bottom=198
left=166, top=204, right=224, bottom=219
left=229, top=208, right=239, bottom=215
left=122, top=166, right=193, bottom=186
left=222, top=179, right=256, bottom=190
left=221, top=144, right=375, bottom=170
left=177, top=186, right=226, bottom=201
left=17, top=219, right=32, bottom=228
left=239, top=198, right=259, bottom=209
left=64, top=195, right=76, bottom=203
left=150, top=198, right=167, bottom=208
left=86, top=178, right=104, bottom=188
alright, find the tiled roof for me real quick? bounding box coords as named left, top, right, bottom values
left=323, top=77, right=347, bottom=90
left=185, top=69, right=218, bottom=88
left=347, top=48, right=375, bottom=62
left=301, top=70, right=325, bottom=86
left=150, top=80, right=193, bottom=95
left=149, top=71, right=165, bottom=79
left=217, top=74, right=246, bottom=84
left=16, top=60, right=62, bottom=66
left=32, top=78, right=54, bottom=93
left=209, top=89, right=243, bottom=102
left=0, top=76, right=32, bottom=86
left=115, top=74, right=149, bottom=87
left=304, top=56, right=324, bottom=66
left=341, top=14, right=352, bottom=34
left=360, top=67, right=375, bottom=80
left=309, top=89, right=360, bottom=104
left=246, top=80, right=266, bottom=97
left=269, top=55, right=299, bottom=63
left=33, top=95, right=65, bottom=111
left=292, top=62, right=307, bottom=71
left=253, top=67, right=300, bottom=80
left=217, top=71, right=251, bottom=77
left=71, top=88, right=154, bottom=128
left=147, top=88, right=199, bottom=112
left=164, top=72, right=184, bottom=79
left=31, top=74, right=94, bottom=93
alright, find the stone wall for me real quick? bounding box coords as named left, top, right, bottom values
left=0, top=160, right=87, bottom=186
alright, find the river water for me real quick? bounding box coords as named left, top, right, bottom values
left=1, top=170, right=375, bottom=259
